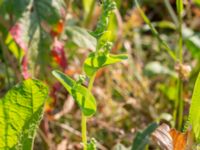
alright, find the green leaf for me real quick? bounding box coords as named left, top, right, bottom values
left=188, top=72, right=200, bottom=143
left=5, top=33, right=24, bottom=62
left=65, top=26, right=97, bottom=51
left=0, top=79, right=48, bottom=150
left=52, top=70, right=96, bottom=117
left=82, top=0, right=94, bottom=17
left=83, top=52, right=128, bottom=77
left=131, top=123, right=158, bottom=150
left=176, top=0, right=183, bottom=15
left=92, top=0, right=116, bottom=39
left=87, top=138, right=97, bottom=150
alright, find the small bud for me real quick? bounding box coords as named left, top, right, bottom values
left=175, top=63, right=192, bottom=81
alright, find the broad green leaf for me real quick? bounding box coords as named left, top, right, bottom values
left=188, top=72, right=200, bottom=143
left=195, top=0, right=200, bottom=6
left=176, top=0, right=183, bottom=15
left=0, top=79, right=48, bottom=150
left=131, top=123, right=158, bottom=150
left=83, top=52, right=128, bottom=77
left=52, top=70, right=96, bottom=117
left=65, top=26, right=97, bottom=51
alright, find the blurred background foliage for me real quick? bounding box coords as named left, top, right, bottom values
left=1, top=0, right=200, bottom=149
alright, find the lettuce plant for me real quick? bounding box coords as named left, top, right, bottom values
left=52, top=0, right=128, bottom=149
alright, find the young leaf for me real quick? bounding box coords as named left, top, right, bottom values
left=65, top=26, right=97, bottom=51
left=83, top=52, right=128, bottom=77
left=87, top=138, right=97, bottom=150
left=52, top=70, right=96, bottom=117
left=188, top=72, right=200, bottom=143
left=92, top=0, right=116, bottom=39
left=131, top=123, right=158, bottom=150
left=0, top=79, right=48, bottom=150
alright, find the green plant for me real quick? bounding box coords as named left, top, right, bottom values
left=0, top=79, right=48, bottom=150
left=52, top=0, right=128, bottom=149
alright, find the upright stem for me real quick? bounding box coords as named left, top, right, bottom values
left=84, top=0, right=96, bottom=27
left=81, top=73, right=96, bottom=150
left=177, top=1, right=183, bottom=130
left=81, top=113, right=87, bottom=150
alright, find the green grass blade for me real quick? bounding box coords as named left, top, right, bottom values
left=135, top=0, right=177, bottom=61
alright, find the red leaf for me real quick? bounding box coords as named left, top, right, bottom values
left=10, top=23, right=28, bottom=52
left=10, top=23, right=30, bottom=79
left=51, top=39, right=67, bottom=70
left=50, top=20, right=64, bottom=37
left=21, top=56, right=30, bottom=79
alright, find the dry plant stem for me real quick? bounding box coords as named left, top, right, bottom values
left=82, top=73, right=96, bottom=150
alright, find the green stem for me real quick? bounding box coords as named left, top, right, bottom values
left=177, top=79, right=183, bottom=130
left=176, top=0, right=183, bottom=130
left=81, top=73, right=96, bottom=150
left=84, top=0, right=96, bottom=27
left=81, top=113, right=87, bottom=150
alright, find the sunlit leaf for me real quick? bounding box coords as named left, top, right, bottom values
left=188, top=72, right=200, bottom=143
left=83, top=52, right=128, bottom=77
left=52, top=70, right=96, bottom=117
left=5, top=33, right=24, bottom=62
left=0, top=79, right=48, bottom=150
